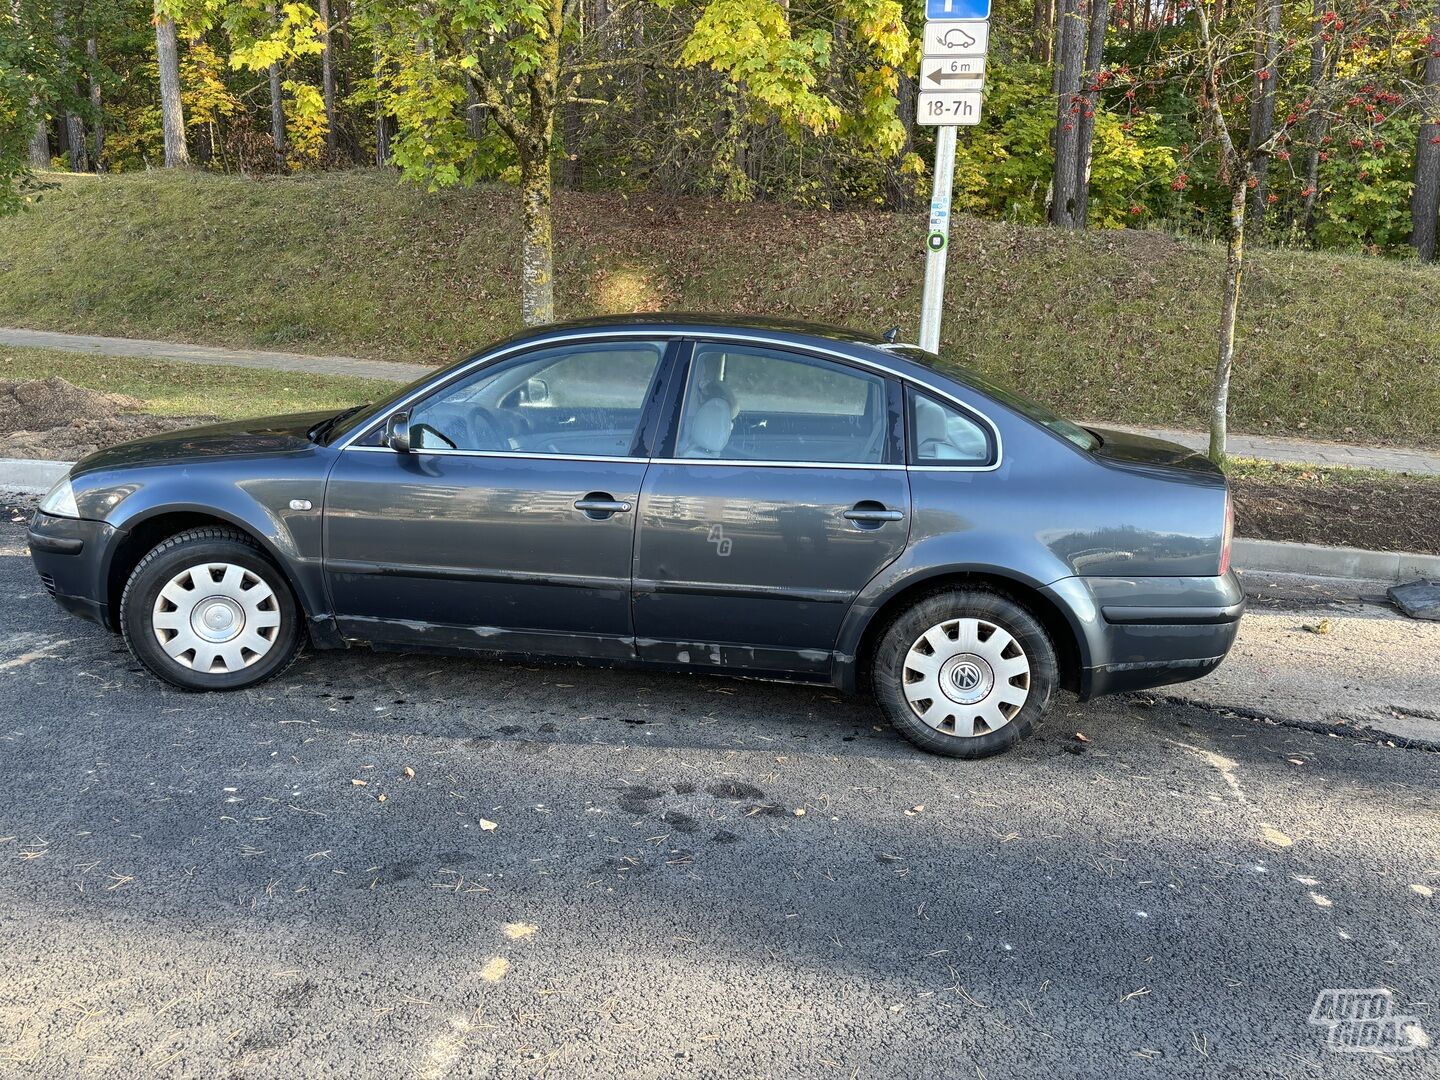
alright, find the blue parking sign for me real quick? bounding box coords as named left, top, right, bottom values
left=926, top=0, right=990, bottom=17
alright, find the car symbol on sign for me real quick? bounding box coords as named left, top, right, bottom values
left=940, top=26, right=977, bottom=48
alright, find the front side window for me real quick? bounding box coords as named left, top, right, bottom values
left=406, top=341, right=664, bottom=456
left=674, top=344, right=888, bottom=464
left=909, top=389, right=995, bottom=465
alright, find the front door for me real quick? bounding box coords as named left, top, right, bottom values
left=323, top=338, right=670, bottom=659
left=632, top=340, right=910, bottom=677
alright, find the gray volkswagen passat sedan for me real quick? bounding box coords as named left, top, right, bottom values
left=28, top=315, right=1242, bottom=758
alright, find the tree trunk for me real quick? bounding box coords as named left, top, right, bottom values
left=153, top=6, right=189, bottom=167
left=1049, top=0, right=1086, bottom=228
left=319, top=0, right=338, bottom=154
left=372, top=44, right=392, bottom=167
left=87, top=36, right=104, bottom=170
left=1412, top=0, right=1440, bottom=261
left=885, top=72, right=918, bottom=209
left=1246, top=0, right=1282, bottom=233
left=1073, top=0, right=1110, bottom=226
left=29, top=118, right=49, bottom=168
left=1032, top=0, right=1054, bottom=61
left=267, top=64, right=286, bottom=164
left=9, top=0, right=48, bottom=167
left=1210, top=175, right=1248, bottom=464
left=1299, top=8, right=1329, bottom=237
left=519, top=151, right=555, bottom=326
left=53, top=14, right=86, bottom=172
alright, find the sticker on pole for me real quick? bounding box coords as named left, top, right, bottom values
left=925, top=0, right=991, bottom=19
left=917, top=91, right=983, bottom=127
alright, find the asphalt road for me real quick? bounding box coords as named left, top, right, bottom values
left=1, top=513, right=1436, bottom=1079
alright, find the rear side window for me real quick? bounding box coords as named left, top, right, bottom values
left=674, top=344, right=888, bottom=464
left=907, top=388, right=995, bottom=466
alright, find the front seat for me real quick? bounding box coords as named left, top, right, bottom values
left=915, top=396, right=962, bottom=460
left=678, top=387, right=734, bottom=458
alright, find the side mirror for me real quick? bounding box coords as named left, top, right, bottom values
left=525, top=377, right=550, bottom=405
left=385, top=411, right=412, bottom=453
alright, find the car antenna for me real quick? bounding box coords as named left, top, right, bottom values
left=882, top=326, right=900, bottom=344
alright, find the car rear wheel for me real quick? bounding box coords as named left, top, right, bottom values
left=872, top=588, right=1057, bottom=758
left=120, top=527, right=303, bottom=691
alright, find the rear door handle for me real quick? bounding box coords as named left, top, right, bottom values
left=575, top=493, right=633, bottom=517
left=844, top=506, right=904, bottom=523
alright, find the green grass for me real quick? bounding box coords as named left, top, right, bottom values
left=1226, top=457, right=1440, bottom=486
left=2, top=170, right=1438, bottom=445
left=0, top=346, right=392, bottom=421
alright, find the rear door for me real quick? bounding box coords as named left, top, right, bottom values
left=323, top=338, right=672, bottom=659
left=632, top=339, right=910, bottom=678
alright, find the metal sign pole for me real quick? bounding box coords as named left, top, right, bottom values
left=918, top=124, right=957, bottom=354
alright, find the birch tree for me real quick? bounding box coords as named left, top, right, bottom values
left=1190, top=0, right=1417, bottom=462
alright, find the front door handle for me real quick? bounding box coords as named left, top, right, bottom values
left=575, top=493, right=633, bottom=518
left=844, top=504, right=904, bottom=524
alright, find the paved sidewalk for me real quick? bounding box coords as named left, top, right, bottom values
left=1097, top=422, right=1440, bottom=477
left=0, top=326, right=433, bottom=383
left=5, top=325, right=1439, bottom=476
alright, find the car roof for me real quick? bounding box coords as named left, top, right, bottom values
left=493, top=313, right=894, bottom=352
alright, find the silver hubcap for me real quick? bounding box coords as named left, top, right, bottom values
left=903, top=617, right=1030, bottom=737
left=151, top=563, right=281, bottom=673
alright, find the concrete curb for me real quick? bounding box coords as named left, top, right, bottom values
left=0, top=458, right=72, bottom=495
left=3, top=457, right=1437, bottom=584
left=1232, top=537, right=1440, bottom=583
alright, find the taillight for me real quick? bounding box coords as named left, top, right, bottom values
left=1218, top=491, right=1234, bottom=575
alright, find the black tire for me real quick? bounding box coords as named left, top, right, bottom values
left=872, top=588, right=1058, bottom=759
left=119, top=526, right=304, bottom=692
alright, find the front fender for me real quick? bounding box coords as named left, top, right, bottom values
left=76, top=452, right=335, bottom=627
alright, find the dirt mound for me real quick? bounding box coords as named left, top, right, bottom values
left=0, top=377, right=216, bottom=461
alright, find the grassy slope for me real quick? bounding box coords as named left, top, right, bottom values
left=0, top=346, right=391, bottom=419
left=1, top=171, right=1437, bottom=445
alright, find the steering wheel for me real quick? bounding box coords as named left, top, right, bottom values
left=468, top=407, right=508, bottom=451
left=411, top=422, right=457, bottom=449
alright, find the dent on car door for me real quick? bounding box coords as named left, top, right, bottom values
left=322, top=338, right=672, bottom=658
left=632, top=341, right=910, bottom=677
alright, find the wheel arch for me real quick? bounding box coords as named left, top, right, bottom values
left=103, top=507, right=310, bottom=632
left=839, top=568, right=1089, bottom=697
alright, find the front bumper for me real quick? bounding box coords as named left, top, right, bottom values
left=1044, top=571, right=1246, bottom=699
left=28, top=511, right=115, bottom=627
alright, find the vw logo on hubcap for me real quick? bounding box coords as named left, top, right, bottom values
left=936, top=652, right=995, bottom=706
left=951, top=662, right=982, bottom=692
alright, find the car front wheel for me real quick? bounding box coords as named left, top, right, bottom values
left=120, top=527, right=303, bottom=691
left=872, top=588, right=1057, bottom=758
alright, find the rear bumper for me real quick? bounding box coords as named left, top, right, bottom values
left=28, top=511, right=114, bottom=628
left=1043, top=571, right=1245, bottom=700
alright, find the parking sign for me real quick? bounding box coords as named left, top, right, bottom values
left=925, top=0, right=991, bottom=19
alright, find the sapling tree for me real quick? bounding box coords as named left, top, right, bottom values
left=1186, top=0, right=1425, bottom=463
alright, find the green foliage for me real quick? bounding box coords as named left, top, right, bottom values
left=681, top=0, right=843, bottom=136
left=949, top=58, right=1176, bottom=227
left=224, top=2, right=323, bottom=72
left=4, top=0, right=1438, bottom=256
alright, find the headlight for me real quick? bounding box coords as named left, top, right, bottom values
left=39, top=475, right=78, bottom=518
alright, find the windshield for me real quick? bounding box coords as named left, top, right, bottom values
left=319, top=366, right=449, bottom=445
left=890, top=346, right=1100, bottom=453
